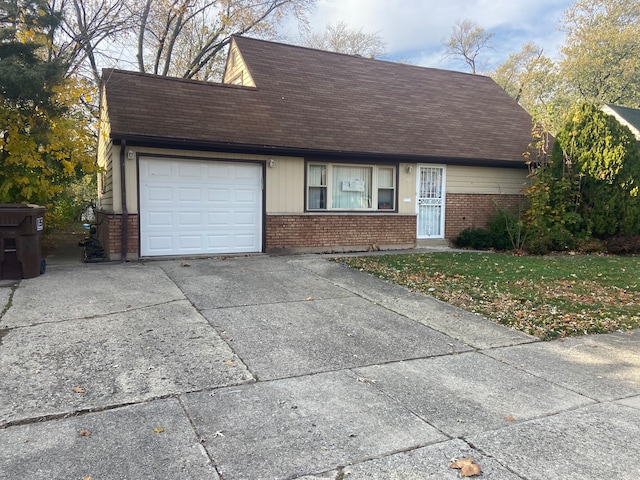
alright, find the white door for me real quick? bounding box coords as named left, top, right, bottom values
left=417, top=165, right=445, bottom=238
left=139, top=157, right=262, bottom=256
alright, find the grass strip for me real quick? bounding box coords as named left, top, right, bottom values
left=337, top=252, right=640, bottom=340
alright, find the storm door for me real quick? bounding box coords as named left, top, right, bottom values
left=417, top=166, right=445, bottom=238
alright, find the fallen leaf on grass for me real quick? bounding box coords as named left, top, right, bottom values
left=72, top=386, right=86, bottom=394
left=153, top=427, right=165, bottom=433
left=79, top=429, right=91, bottom=437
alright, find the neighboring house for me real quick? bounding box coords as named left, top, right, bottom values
left=97, top=36, right=535, bottom=261
left=602, top=104, right=640, bottom=143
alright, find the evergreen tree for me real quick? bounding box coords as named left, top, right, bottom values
left=547, top=103, right=640, bottom=238
left=0, top=0, right=96, bottom=217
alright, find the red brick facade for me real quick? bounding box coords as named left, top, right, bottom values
left=266, top=214, right=416, bottom=252
left=95, top=211, right=139, bottom=260
left=96, top=195, right=523, bottom=258
left=445, top=193, right=524, bottom=240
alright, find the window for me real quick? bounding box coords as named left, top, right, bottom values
left=307, top=163, right=396, bottom=211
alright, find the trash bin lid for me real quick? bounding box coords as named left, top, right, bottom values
left=0, top=204, right=46, bottom=227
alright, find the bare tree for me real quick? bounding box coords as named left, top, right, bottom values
left=300, top=21, right=385, bottom=58
left=442, top=19, right=493, bottom=74
left=48, top=0, right=136, bottom=83
left=135, top=0, right=315, bottom=80
left=48, top=0, right=315, bottom=83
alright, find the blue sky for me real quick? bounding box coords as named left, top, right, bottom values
left=281, top=0, right=575, bottom=73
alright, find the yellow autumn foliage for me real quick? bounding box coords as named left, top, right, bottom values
left=0, top=76, right=99, bottom=208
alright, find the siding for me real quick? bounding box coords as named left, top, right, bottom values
left=97, top=91, right=114, bottom=211
left=266, top=157, right=305, bottom=212
left=446, top=165, right=529, bottom=195
left=397, top=163, right=416, bottom=214
left=222, top=42, right=256, bottom=87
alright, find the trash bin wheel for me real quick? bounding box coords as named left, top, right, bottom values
left=40, top=258, right=46, bottom=275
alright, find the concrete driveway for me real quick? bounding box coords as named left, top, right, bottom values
left=1, top=253, right=639, bottom=479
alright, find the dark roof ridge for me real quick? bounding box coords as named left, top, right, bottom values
left=230, top=34, right=491, bottom=79
left=100, top=67, right=255, bottom=91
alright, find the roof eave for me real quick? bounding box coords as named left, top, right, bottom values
left=111, top=133, right=529, bottom=169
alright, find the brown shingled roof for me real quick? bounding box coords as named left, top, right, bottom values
left=102, top=36, right=534, bottom=166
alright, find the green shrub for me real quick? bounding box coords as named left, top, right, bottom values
left=524, top=224, right=579, bottom=255
left=488, top=209, right=525, bottom=251
left=454, top=228, right=495, bottom=249
left=454, top=209, right=525, bottom=251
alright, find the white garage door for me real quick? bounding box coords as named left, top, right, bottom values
left=139, top=157, right=262, bottom=256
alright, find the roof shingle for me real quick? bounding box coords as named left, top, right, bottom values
left=102, top=36, right=535, bottom=165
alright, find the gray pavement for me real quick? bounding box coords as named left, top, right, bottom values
left=1, top=250, right=639, bottom=479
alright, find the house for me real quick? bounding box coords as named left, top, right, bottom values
left=96, top=36, right=535, bottom=261
left=602, top=104, right=640, bottom=143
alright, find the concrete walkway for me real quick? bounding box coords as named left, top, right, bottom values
left=1, top=250, right=639, bottom=479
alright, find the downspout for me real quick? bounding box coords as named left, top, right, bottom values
left=119, top=141, right=128, bottom=262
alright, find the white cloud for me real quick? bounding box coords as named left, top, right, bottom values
left=285, top=0, right=573, bottom=71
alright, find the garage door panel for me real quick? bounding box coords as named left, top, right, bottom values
left=207, top=234, right=230, bottom=249
left=234, top=211, right=258, bottom=226
left=147, top=211, right=173, bottom=227
left=140, top=158, right=262, bottom=256
left=234, top=165, right=260, bottom=180
left=146, top=236, right=173, bottom=251
left=234, top=234, right=259, bottom=248
left=178, top=187, right=202, bottom=202
left=208, top=187, right=230, bottom=202
left=235, top=188, right=259, bottom=203
left=178, top=212, right=203, bottom=226
left=178, top=163, right=203, bottom=177
left=208, top=212, right=229, bottom=227
left=147, top=162, right=172, bottom=177
left=206, top=163, right=230, bottom=176
left=178, top=235, right=203, bottom=250
left=146, top=186, right=173, bottom=202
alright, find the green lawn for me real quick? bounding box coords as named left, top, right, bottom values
left=337, top=252, right=640, bottom=340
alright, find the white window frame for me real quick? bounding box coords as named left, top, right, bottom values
left=306, top=163, right=397, bottom=211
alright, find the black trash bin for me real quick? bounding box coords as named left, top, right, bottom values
left=0, top=204, right=46, bottom=279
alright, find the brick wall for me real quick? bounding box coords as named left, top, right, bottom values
left=266, top=214, right=416, bottom=252
left=445, top=193, right=524, bottom=240
left=95, top=211, right=139, bottom=260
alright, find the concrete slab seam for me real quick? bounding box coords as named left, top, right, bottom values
left=462, top=437, right=527, bottom=480
left=176, top=395, right=223, bottom=477
left=0, top=283, right=17, bottom=319
left=195, top=292, right=361, bottom=311
left=1, top=374, right=257, bottom=430
left=341, top=368, right=455, bottom=444
left=193, top=308, right=262, bottom=381
left=1, top=297, right=195, bottom=330
left=0, top=397, right=146, bottom=430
